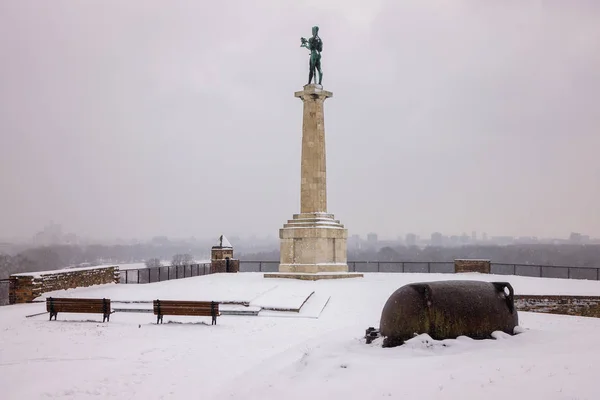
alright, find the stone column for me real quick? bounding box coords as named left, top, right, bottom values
left=296, top=85, right=332, bottom=214
left=278, top=84, right=348, bottom=275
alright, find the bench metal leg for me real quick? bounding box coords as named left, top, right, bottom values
left=157, top=314, right=163, bottom=324
left=49, top=312, right=57, bottom=321
left=212, top=315, right=217, bottom=325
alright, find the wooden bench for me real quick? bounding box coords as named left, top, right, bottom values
left=153, top=300, right=220, bottom=325
left=46, top=297, right=111, bottom=322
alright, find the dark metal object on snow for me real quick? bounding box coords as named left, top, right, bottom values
left=379, top=280, right=518, bottom=348
left=364, top=326, right=381, bottom=344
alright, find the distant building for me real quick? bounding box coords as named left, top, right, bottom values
left=0, top=242, right=12, bottom=254
left=32, top=222, right=68, bottom=246
left=471, top=231, right=477, bottom=242
left=460, top=233, right=470, bottom=244
left=406, top=233, right=418, bottom=247
left=490, top=236, right=514, bottom=245
left=151, top=236, right=170, bottom=245
left=515, top=236, right=539, bottom=244
left=569, top=232, right=590, bottom=244
left=348, top=234, right=362, bottom=250
left=430, top=232, right=443, bottom=247
left=367, top=233, right=378, bottom=244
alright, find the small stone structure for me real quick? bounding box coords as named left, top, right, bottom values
left=379, top=280, right=518, bottom=347
left=454, top=259, right=491, bottom=274
left=210, top=235, right=239, bottom=274
left=9, top=266, right=119, bottom=304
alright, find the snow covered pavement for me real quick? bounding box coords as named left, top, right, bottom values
left=1, top=272, right=600, bottom=399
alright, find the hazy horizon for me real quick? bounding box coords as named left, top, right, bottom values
left=1, top=1, right=599, bottom=241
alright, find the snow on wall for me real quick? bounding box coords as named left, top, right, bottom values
left=9, top=266, right=119, bottom=303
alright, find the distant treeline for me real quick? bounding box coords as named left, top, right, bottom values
left=2, top=243, right=599, bottom=280
left=240, top=244, right=600, bottom=268
left=0, top=243, right=211, bottom=279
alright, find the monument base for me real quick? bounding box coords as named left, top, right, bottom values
left=264, top=272, right=363, bottom=281
left=278, top=212, right=349, bottom=274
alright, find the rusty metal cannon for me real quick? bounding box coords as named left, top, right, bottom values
left=378, top=280, right=518, bottom=347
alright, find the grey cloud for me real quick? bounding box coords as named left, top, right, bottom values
left=0, top=0, right=598, bottom=241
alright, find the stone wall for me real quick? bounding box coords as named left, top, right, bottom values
left=454, top=259, right=491, bottom=274
left=515, top=295, right=600, bottom=318
left=9, top=266, right=120, bottom=304
left=210, top=259, right=240, bottom=274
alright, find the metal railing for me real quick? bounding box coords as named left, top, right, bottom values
left=490, top=263, right=600, bottom=280
left=238, top=261, right=600, bottom=281
left=2, top=260, right=598, bottom=305
left=118, top=263, right=211, bottom=284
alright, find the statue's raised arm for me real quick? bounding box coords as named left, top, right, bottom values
left=299, top=26, right=323, bottom=85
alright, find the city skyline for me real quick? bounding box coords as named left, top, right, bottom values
left=2, top=220, right=596, bottom=248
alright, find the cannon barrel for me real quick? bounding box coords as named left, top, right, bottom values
left=379, top=280, right=518, bottom=347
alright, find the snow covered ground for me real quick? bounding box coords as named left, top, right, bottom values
left=1, top=272, right=600, bottom=399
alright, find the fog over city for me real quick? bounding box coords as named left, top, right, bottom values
left=1, top=1, right=599, bottom=244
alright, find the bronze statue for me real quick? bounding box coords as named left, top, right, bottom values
left=300, top=26, right=323, bottom=85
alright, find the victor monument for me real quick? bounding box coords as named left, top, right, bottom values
left=276, top=26, right=351, bottom=277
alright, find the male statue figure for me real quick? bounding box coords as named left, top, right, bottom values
left=300, top=26, right=323, bottom=85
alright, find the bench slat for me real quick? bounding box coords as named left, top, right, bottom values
left=154, top=310, right=218, bottom=316
left=46, top=298, right=108, bottom=303
left=153, top=309, right=215, bottom=313
left=153, top=301, right=215, bottom=306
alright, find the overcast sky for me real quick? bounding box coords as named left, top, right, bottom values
left=1, top=0, right=599, bottom=242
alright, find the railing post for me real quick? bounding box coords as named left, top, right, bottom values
left=567, top=267, right=571, bottom=279
left=401, top=262, right=405, bottom=273
left=539, top=265, right=543, bottom=278
left=377, top=262, right=380, bottom=272
left=259, top=262, right=262, bottom=272
left=137, top=269, right=140, bottom=284
left=597, top=268, right=599, bottom=281
left=126, top=269, right=129, bottom=284
left=427, top=262, right=431, bottom=273
left=159, top=267, right=162, bottom=282
left=513, top=264, right=517, bottom=275
left=148, top=268, right=151, bottom=283
left=168, top=266, right=171, bottom=281
left=176, top=266, right=179, bottom=279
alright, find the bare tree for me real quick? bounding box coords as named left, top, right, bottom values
left=171, top=253, right=193, bottom=267
left=145, top=258, right=162, bottom=269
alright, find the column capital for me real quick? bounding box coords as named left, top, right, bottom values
left=294, top=84, right=333, bottom=100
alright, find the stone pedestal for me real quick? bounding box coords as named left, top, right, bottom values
left=279, top=212, right=347, bottom=273
left=278, top=84, right=349, bottom=275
